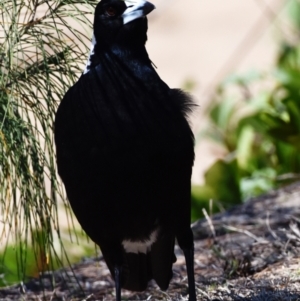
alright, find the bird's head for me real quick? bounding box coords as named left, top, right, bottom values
left=93, top=0, right=155, bottom=50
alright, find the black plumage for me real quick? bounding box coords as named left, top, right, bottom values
left=54, top=0, right=196, bottom=300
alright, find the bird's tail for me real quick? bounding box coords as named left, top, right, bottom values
left=150, top=233, right=176, bottom=290
left=122, top=233, right=176, bottom=291
left=102, top=234, right=176, bottom=292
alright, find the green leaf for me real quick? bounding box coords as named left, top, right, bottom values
left=203, top=158, right=241, bottom=206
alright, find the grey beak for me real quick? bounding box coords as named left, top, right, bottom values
left=122, top=0, right=155, bottom=25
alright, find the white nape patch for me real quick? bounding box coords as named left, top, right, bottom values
left=83, top=35, right=96, bottom=74
left=122, top=229, right=158, bottom=254
left=123, top=0, right=147, bottom=25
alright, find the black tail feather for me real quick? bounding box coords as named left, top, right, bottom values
left=150, top=234, right=176, bottom=291
left=100, top=234, right=176, bottom=292
left=121, top=234, right=176, bottom=291
left=122, top=252, right=152, bottom=291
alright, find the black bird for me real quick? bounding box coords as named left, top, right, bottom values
left=54, top=0, right=196, bottom=300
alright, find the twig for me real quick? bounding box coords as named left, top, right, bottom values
left=81, top=294, right=94, bottom=301
left=202, top=207, right=216, bottom=238
left=223, top=225, right=268, bottom=243
left=266, top=211, right=278, bottom=239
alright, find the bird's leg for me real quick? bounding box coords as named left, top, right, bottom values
left=114, top=265, right=122, bottom=301
left=183, top=248, right=196, bottom=301
left=111, top=244, right=123, bottom=301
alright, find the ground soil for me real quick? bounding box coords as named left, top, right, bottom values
left=0, top=182, right=299, bottom=300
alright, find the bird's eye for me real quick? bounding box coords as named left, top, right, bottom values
left=105, top=6, right=117, bottom=16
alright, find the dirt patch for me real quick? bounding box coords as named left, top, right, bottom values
left=1, top=183, right=300, bottom=300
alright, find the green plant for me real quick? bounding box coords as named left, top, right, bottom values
left=192, top=1, right=300, bottom=216
left=0, top=0, right=97, bottom=283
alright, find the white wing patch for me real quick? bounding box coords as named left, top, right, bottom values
left=122, top=229, right=158, bottom=254
left=83, top=35, right=96, bottom=74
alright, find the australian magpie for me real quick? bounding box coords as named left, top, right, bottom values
left=54, top=0, right=196, bottom=300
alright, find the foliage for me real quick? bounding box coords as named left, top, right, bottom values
left=0, top=0, right=97, bottom=284
left=0, top=229, right=97, bottom=286
left=192, top=0, right=300, bottom=219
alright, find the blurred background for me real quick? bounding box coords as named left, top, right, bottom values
left=147, top=0, right=284, bottom=184
left=1, top=0, right=300, bottom=286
